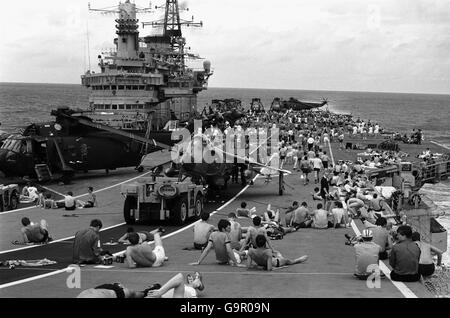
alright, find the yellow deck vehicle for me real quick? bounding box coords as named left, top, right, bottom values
left=121, top=177, right=205, bottom=225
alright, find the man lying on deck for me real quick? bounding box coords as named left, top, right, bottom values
left=118, top=227, right=156, bottom=245
left=126, top=228, right=167, bottom=268
left=246, top=234, right=308, bottom=271
left=77, top=272, right=204, bottom=298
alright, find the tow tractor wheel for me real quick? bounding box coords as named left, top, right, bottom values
left=172, top=195, right=188, bottom=225
left=124, top=196, right=137, bottom=224
left=194, top=195, right=203, bottom=219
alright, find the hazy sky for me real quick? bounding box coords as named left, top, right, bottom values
left=0, top=0, right=449, bottom=94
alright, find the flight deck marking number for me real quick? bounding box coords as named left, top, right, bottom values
left=66, top=265, right=81, bottom=289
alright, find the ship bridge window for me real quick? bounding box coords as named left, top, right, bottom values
left=119, top=105, right=125, bottom=110
left=138, top=105, right=144, bottom=109
left=118, top=85, right=124, bottom=90
left=126, top=104, right=132, bottom=109
left=132, top=105, right=138, bottom=109
left=112, top=85, right=117, bottom=90
left=112, top=105, right=118, bottom=110
left=103, top=85, right=110, bottom=90
left=126, top=85, right=132, bottom=90
left=132, top=86, right=138, bottom=90
left=105, top=105, right=111, bottom=109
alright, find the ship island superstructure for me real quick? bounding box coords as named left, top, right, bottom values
left=81, top=0, right=212, bottom=132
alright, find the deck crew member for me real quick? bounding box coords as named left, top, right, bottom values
left=19, top=217, right=51, bottom=244
left=389, top=226, right=421, bottom=282
left=246, top=235, right=308, bottom=271
left=73, top=219, right=104, bottom=264
left=193, top=212, right=216, bottom=250
left=190, top=219, right=241, bottom=266
left=126, top=228, right=167, bottom=268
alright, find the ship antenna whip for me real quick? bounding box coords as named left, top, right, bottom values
left=86, top=5, right=92, bottom=72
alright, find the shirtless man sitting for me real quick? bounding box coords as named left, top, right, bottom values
left=239, top=216, right=274, bottom=252
left=247, top=234, right=308, bottom=270
left=126, top=228, right=167, bottom=268
left=193, top=212, right=217, bottom=250
left=17, top=217, right=52, bottom=244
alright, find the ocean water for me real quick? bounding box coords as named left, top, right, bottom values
left=1, top=82, right=450, bottom=262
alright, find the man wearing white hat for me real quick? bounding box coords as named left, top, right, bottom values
left=353, top=229, right=382, bottom=280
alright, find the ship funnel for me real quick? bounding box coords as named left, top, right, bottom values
left=203, top=60, right=211, bottom=73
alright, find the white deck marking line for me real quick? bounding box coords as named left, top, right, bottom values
left=327, top=139, right=418, bottom=298
left=77, top=269, right=357, bottom=276
left=0, top=175, right=258, bottom=289
left=326, top=139, right=336, bottom=167
left=0, top=268, right=70, bottom=289
left=430, top=140, right=450, bottom=151
left=40, top=186, right=65, bottom=197
left=0, top=170, right=153, bottom=215
left=350, top=216, right=417, bottom=298
left=0, top=223, right=126, bottom=255
left=0, top=267, right=355, bottom=275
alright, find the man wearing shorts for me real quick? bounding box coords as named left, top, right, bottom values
left=247, top=235, right=308, bottom=270
left=126, top=228, right=167, bottom=268
left=310, top=153, right=323, bottom=184
left=77, top=272, right=204, bottom=298
left=191, top=219, right=241, bottom=266
left=77, top=282, right=143, bottom=298
left=146, top=272, right=205, bottom=298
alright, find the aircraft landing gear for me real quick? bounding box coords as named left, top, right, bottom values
left=279, top=172, right=284, bottom=196
left=61, top=171, right=74, bottom=185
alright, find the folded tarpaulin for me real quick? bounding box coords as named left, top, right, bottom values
left=1, top=258, right=57, bottom=267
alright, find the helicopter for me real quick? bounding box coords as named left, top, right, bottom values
left=0, top=108, right=176, bottom=183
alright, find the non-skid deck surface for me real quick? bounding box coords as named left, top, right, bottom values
left=1, top=141, right=442, bottom=298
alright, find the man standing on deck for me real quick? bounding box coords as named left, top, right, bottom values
left=311, top=153, right=323, bottom=184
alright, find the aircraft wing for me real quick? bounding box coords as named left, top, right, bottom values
left=200, top=134, right=292, bottom=175
left=139, top=149, right=173, bottom=169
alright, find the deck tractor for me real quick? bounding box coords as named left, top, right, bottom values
left=121, top=177, right=205, bottom=225
left=0, top=184, right=20, bottom=212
